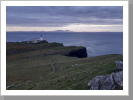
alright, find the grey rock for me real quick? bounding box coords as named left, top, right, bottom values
left=100, top=73, right=116, bottom=90
left=87, top=76, right=105, bottom=90
left=115, top=61, right=123, bottom=71
left=113, top=71, right=123, bottom=86
left=87, top=71, right=123, bottom=90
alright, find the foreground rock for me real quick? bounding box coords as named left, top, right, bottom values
left=87, top=71, right=123, bottom=90
left=115, top=61, right=123, bottom=71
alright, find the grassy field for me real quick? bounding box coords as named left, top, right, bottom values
left=6, top=53, right=123, bottom=90
left=6, top=42, right=123, bottom=90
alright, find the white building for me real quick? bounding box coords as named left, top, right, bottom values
left=30, top=35, right=43, bottom=43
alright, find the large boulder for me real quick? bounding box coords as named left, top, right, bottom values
left=115, top=61, right=123, bottom=71
left=113, top=71, right=123, bottom=86
left=87, top=71, right=123, bottom=90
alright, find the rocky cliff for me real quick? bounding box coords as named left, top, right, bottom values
left=6, top=42, right=87, bottom=58
left=64, top=48, right=87, bottom=58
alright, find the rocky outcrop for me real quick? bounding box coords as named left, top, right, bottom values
left=65, top=48, right=87, bottom=58
left=115, top=61, right=123, bottom=71
left=87, top=71, right=123, bottom=90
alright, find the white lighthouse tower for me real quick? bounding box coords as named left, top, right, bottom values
left=40, top=35, right=43, bottom=41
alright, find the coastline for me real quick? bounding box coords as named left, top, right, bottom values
left=6, top=41, right=123, bottom=90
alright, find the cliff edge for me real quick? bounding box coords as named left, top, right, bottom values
left=6, top=42, right=87, bottom=61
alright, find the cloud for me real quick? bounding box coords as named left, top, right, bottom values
left=6, top=6, right=123, bottom=27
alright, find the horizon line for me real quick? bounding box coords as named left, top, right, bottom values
left=6, top=31, right=123, bottom=33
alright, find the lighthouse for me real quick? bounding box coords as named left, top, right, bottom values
left=40, top=35, right=43, bottom=41
left=30, top=35, right=47, bottom=43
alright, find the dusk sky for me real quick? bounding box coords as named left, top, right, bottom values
left=6, top=6, right=123, bottom=32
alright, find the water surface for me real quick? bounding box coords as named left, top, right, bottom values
left=6, top=32, right=123, bottom=57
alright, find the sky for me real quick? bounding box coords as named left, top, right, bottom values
left=6, top=6, right=123, bottom=32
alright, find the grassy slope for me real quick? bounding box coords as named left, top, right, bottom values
left=7, top=54, right=123, bottom=90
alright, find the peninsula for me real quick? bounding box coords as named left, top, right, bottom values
left=6, top=40, right=123, bottom=90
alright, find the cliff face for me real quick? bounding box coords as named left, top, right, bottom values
left=65, top=48, right=87, bottom=58
left=6, top=42, right=87, bottom=59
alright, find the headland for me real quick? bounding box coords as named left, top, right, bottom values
left=6, top=40, right=123, bottom=90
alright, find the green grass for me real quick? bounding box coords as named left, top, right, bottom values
left=6, top=41, right=123, bottom=90
left=6, top=54, right=123, bottom=90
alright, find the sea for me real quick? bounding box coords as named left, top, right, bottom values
left=6, top=32, right=123, bottom=57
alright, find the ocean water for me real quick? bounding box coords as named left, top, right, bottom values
left=6, top=32, right=123, bottom=57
